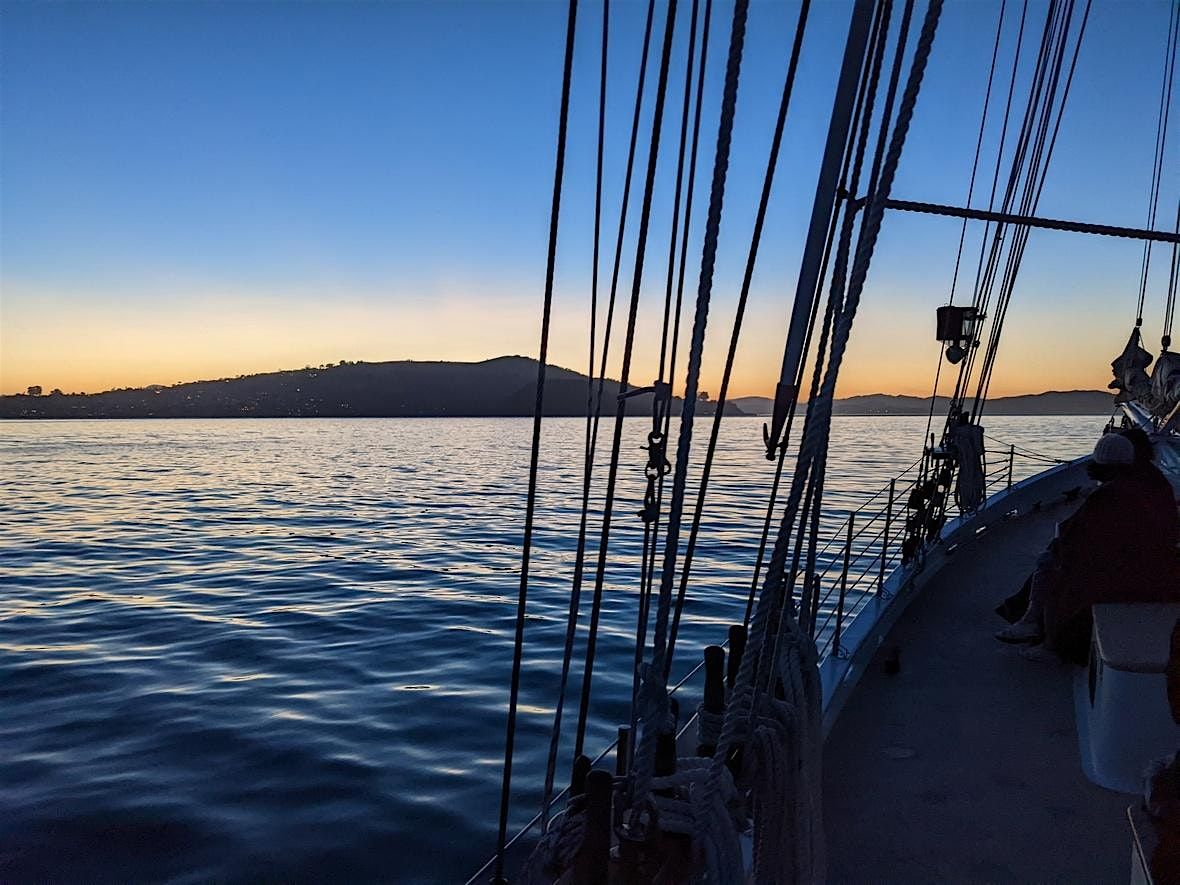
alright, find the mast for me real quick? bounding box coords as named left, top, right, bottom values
left=763, top=0, right=876, bottom=459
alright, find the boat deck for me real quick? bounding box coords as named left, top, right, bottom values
left=823, top=497, right=1134, bottom=883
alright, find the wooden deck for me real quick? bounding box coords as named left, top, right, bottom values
left=823, top=496, right=1135, bottom=883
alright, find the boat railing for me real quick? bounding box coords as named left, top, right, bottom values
left=808, top=443, right=1053, bottom=659
left=466, top=442, right=1062, bottom=882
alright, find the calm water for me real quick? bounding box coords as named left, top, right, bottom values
left=0, top=415, right=1103, bottom=882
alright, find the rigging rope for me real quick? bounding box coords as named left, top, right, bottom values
left=635, top=0, right=715, bottom=698
left=743, top=0, right=888, bottom=633
left=762, top=0, right=879, bottom=460
left=798, top=374, right=834, bottom=638
left=1137, top=0, right=1179, bottom=328
left=959, top=0, right=1064, bottom=417
left=923, top=0, right=1008, bottom=446
left=572, top=0, right=659, bottom=759
left=947, top=0, right=1029, bottom=418
left=975, top=0, right=1092, bottom=417
left=630, top=0, right=702, bottom=735
left=658, top=0, right=703, bottom=386
left=885, top=199, right=1180, bottom=243
left=721, top=0, right=943, bottom=772
left=539, top=0, right=610, bottom=832
left=574, top=0, right=681, bottom=758
left=629, top=0, right=750, bottom=813
left=793, top=0, right=900, bottom=643
left=694, top=4, right=944, bottom=871
left=948, top=0, right=1008, bottom=308
left=944, top=0, right=1089, bottom=423
left=493, top=1, right=579, bottom=879
left=666, top=0, right=715, bottom=422
left=665, top=0, right=813, bottom=670
left=790, top=0, right=940, bottom=669
left=967, top=0, right=1067, bottom=409
left=1168, top=197, right=1180, bottom=347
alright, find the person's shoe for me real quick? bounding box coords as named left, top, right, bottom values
left=995, top=620, right=1043, bottom=644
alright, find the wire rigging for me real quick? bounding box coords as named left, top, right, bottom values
left=1137, top=0, right=1179, bottom=328
left=629, top=0, right=751, bottom=808
left=636, top=0, right=716, bottom=692
left=492, top=1, right=579, bottom=879
left=1167, top=196, right=1180, bottom=347
left=946, top=0, right=1029, bottom=419
left=574, top=0, right=681, bottom=758
left=658, top=0, right=703, bottom=387
left=761, top=0, right=879, bottom=460
left=797, top=0, right=922, bottom=655
left=665, top=0, right=813, bottom=671
left=972, top=0, right=1074, bottom=414
left=538, top=0, right=610, bottom=832
left=743, top=0, right=888, bottom=632
left=922, top=0, right=1008, bottom=445
left=794, top=0, right=902, bottom=642
left=719, top=0, right=945, bottom=768
left=966, top=0, right=1065, bottom=401
left=571, top=0, right=658, bottom=759
left=630, top=0, right=703, bottom=737
left=974, top=0, right=1092, bottom=418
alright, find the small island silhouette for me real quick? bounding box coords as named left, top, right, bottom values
left=1, top=355, right=1114, bottom=419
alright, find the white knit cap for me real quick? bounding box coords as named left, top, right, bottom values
left=1093, top=432, right=1134, bottom=466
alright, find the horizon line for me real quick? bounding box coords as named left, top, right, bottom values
left=1, top=354, right=1112, bottom=402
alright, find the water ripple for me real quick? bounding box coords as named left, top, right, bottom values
left=0, top=415, right=1097, bottom=881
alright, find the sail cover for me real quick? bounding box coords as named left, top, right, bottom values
left=1109, top=328, right=1154, bottom=405
left=1149, top=350, right=1180, bottom=418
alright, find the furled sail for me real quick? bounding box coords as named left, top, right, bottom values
left=1104, top=330, right=1151, bottom=405
left=1109, top=328, right=1154, bottom=404
left=1149, top=350, right=1180, bottom=418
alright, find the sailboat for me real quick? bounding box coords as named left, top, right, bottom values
left=471, top=0, right=1180, bottom=880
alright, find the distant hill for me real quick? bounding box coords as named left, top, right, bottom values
left=0, top=357, right=741, bottom=419
left=734, top=390, right=1114, bottom=416
left=1, top=359, right=1114, bottom=419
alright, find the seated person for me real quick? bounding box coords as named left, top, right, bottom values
left=996, top=429, right=1179, bottom=663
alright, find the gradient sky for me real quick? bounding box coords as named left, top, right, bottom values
left=1, top=0, right=1177, bottom=399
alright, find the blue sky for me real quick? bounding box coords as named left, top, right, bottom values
left=1, top=0, right=1177, bottom=397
